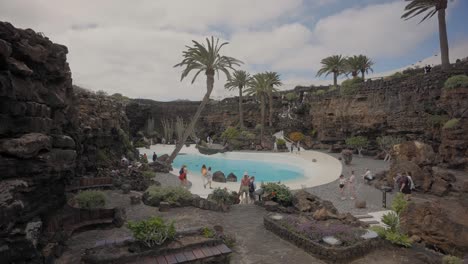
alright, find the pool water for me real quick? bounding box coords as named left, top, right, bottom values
left=169, top=153, right=304, bottom=182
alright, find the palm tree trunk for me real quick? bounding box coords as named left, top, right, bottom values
left=268, top=90, right=273, bottom=127
left=239, top=87, right=244, bottom=129
left=438, top=8, right=450, bottom=70
left=361, top=70, right=365, bottom=80
left=260, top=95, right=265, bottom=144
left=333, top=72, right=338, bottom=86
left=167, top=73, right=214, bottom=164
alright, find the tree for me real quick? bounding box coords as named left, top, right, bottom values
left=357, top=55, right=374, bottom=79
left=377, top=136, right=404, bottom=162
left=345, top=55, right=361, bottom=78
left=316, top=55, right=346, bottom=86
left=346, top=136, right=369, bottom=157
left=402, top=0, right=450, bottom=70
left=264, top=71, right=282, bottom=127
left=167, top=37, right=242, bottom=164
left=225, top=70, right=251, bottom=129
left=288, top=132, right=305, bottom=142
left=245, top=73, right=270, bottom=143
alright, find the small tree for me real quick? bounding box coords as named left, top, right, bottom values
left=289, top=132, right=305, bottom=142
left=221, top=126, right=240, bottom=144
left=377, top=136, right=404, bottom=162
left=285, top=92, right=298, bottom=102
left=345, top=136, right=369, bottom=157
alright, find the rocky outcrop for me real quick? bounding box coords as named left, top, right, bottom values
left=0, top=22, right=76, bottom=263
left=401, top=199, right=468, bottom=257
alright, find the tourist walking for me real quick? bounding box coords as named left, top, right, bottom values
left=201, top=164, right=208, bottom=189
left=339, top=174, right=346, bottom=200
left=179, top=167, right=188, bottom=187
left=142, top=153, right=148, bottom=162
left=297, top=141, right=301, bottom=154
left=239, top=172, right=250, bottom=204
left=162, top=137, right=166, bottom=144
left=399, top=172, right=412, bottom=200
left=273, top=141, right=278, bottom=152
left=249, top=176, right=256, bottom=202
left=348, top=171, right=356, bottom=200
left=152, top=152, right=157, bottom=162
left=290, top=143, right=294, bottom=153
left=205, top=167, right=213, bottom=189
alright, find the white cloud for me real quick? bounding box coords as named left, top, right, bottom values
left=0, top=0, right=462, bottom=101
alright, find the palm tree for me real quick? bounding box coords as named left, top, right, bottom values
left=316, top=55, right=346, bottom=86
left=245, top=73, right=269, bottom=143
left=225, top=70, right=251, bottom=129
left=264, top=71, right=282, bottom=127
left=402, top=0, right=450, bottom=70
left=345, top=55, right=361, bottom=78
left=167, top=37, right=242, bottom=164
left=357, top=55, right=374, bottom=79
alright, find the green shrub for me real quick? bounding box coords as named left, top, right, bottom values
left=76, top=190, right=106, bottom=209
left=382, top=211, right=400, bottom=232
left=263, top=183, right=293, bottom=206
left=134, top=141, right=147, bottom=148
left=145, top=186, right=192, bottom=205
left=383, top=230, right=412, bottom=247
left=209, top=188, right=233, bottom=205
left=309, top=129, right=317, bottom=137
left=142, top=170, right=156, bottom=178
left=340, top=78, right=363, bottom=96
left=444, top=75, right=468, bottom=90
left=285, top=92, right=298, bottom=101
left=254, top=124, right=263, bottom=131
left=442, top=255, right=463, bottom=264
left=202, top=227, right=215, bottom=238
left=315, top=89, right=326, bottom=95
left=96, top=149, right=110, bottom=166
left=221, top=126, right=240, bottom=141
left=388, top=72, right=410, bottom=79
left=127, top=217, right=176, bottom=247
left=239, top=130, right=256, bottom=140
left=276, top=138, right=286, bottom=146
left=443, top=118, right=460, bottom=129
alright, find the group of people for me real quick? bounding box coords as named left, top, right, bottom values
left=337, top=168, right=373, bottom=200
left=394, top=172, right=415, bottom=200
left=290, top=142, right=301, bottom=154
left=239, top=172, right=257, bottom=204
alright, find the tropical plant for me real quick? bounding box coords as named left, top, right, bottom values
left=276, top=138, right=286, bottom=146
left=377, top=136, right=404, bottom=162
left=444, top=75, right=468, bottom=89
left=356, top=55, right=374, bottom=79
left=175, top=116, right=188, bottom=142
left=221, top=126, right=241, bottom=141
left=225, top=70, right=251, bottom=128
left=202, top=227, right=215, bottom=238
left=167, top=37, right=242, bottom=164
left=142, top=170, right=156, bottom=179
left=264, top=71, right=282, bottom=127
left=161, top=118, right=174, bottom=143
left=443, top=118, right=459, bottom=129
left=345, top=136, right=369, bottom=157
left=316, top=55, right=347, bottom=86
left=75, top=190, right=106, bottom=209
left=345, top=55, right=362, bottom=78
left=208, top=188, right=233, bottom=205
left=245, top=73, right=270, bottom=143
left=402, top=0, right=450, bottom=70
left=127, top=217, right=176, bottom=247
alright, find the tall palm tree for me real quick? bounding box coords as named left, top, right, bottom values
left=345, top=55, right=361, bottom=78
left=357, top=55, right=374, bottom=79
left=264, top=71, right=282, bottom=127
left=316, top=55, right=346, bottom=86
left=245, top=73, right=269, bottom=143
left=402, top=0, right=450, bottom=70
left=224, top=70, right=251, bottom=129
left=167, top=37, right=242, bottom=164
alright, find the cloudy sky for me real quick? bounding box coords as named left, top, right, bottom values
left=1, top=0, right=467, bottom=101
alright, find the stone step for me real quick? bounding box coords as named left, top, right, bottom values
left=360, top=220, right=380, bottom=225
left=353, top=214, right=373, bottom=219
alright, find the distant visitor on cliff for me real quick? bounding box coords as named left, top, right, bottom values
left=152, top=152, right=157, bottom=162
left=161, top=137, right=166, bottom=144
left=424, top=64, right=432, bottom=74
left=121, top=156, right=129, bottom=167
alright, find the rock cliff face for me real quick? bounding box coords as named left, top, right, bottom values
left=0, top=22, right=136, bottom=263
left=0, top=22, right=76, bottom=263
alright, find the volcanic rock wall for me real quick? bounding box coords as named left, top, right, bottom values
left=0, top=22, right=136, bottom=263
left=0, top=22, right=76, bottom=262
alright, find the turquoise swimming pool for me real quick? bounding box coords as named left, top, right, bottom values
left=169, top=153, right=304, bottom=182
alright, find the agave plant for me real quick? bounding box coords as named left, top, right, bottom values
left=401, top=0, right=451, bottom=69
left=225, top=70, right=251, bottom=129
left=167, top=37, right=242, bottom=164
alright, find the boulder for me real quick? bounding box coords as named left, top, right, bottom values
left=226, top=173, right=237, bottom=182
left=341, top=149, right=353, bottom=165
left=121, top=184, right=131, bottom=194
left=355, top=200, right=366, bottom=209
left=0, top=133, right=51, bottom=158
left=0, top=39, right=12, bottom=59
left=393, top=141, right=436, bottom=166
left=130, top=194, right=141, bottom=205
left=401, top=201, right=468, bottom=256
left=312, top=208, right=338, bottom=221
left=431, top=178, right=451, bottom=197
left=322, top=236, right=342, bottom=246
left=292, top=190, right=338, bottom=214
left=212, top=171, right=226, bottom=183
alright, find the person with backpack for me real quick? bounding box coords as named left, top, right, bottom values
left=399, top=172, right=412, bottom=200
left=248, top=176, right=256, bottom=202
left=152, top=152, right=157, bottom=162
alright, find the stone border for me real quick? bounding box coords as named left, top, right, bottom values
left=264, top=216, right=383, bottom=263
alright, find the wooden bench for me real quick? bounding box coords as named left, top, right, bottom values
left=127, top=244, right=232, bottom=264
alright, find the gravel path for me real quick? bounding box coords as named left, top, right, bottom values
left=305, top=152, right=395, bottom=215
